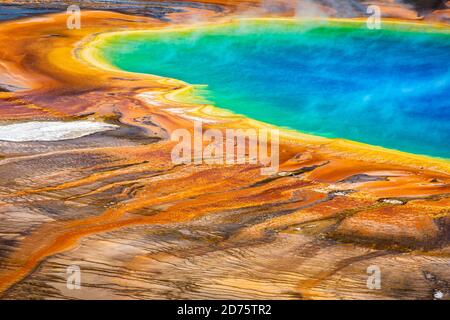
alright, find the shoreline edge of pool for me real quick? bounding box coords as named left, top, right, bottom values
left=0, top=4, right=449, bottom=300
left=81, top=17, right=450, bottom=171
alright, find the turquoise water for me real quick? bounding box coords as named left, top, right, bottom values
left=100, top=20, right=450, bottom=158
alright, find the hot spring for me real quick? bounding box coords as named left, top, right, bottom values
left=97, top=19, right=450, bottom=159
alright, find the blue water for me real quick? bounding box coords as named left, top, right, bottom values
left=101, top=20, right=450, bottom=158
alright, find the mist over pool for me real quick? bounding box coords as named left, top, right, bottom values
left=100, top=20, right=450, bottom=158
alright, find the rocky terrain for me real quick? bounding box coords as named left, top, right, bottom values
left=0, top=1, right=448, bottom=299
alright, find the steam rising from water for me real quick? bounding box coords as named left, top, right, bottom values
left=100, top=20, right=450, bottom=158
